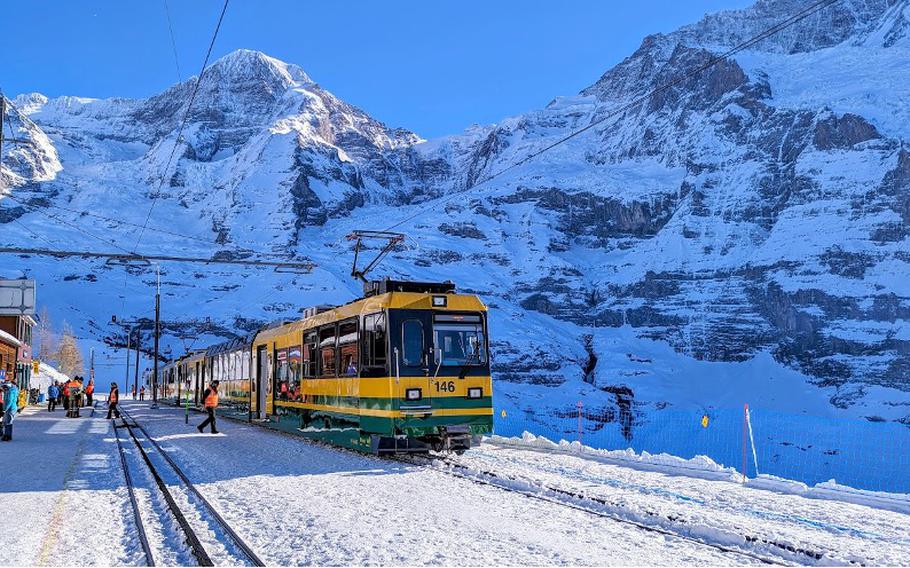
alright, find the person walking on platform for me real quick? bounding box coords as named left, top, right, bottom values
left=47, top=382, right=59, bottom=412
left=131, top=385, right=137, bottom=400
left=107, top=382, right=121, bottom=419
left=2, top=378, right=19, bottom=441
left=139, top=386, right=145, bottom=401
left=85, top=379, right=94, bottom=407
left=197, top=380, right=220, bottom=434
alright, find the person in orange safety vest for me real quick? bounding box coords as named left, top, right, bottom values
left=196, top=380, right=220, bottom=435
left=85, top=380, right=95, bottom=406
left=106, top=382, right=121, bottom=419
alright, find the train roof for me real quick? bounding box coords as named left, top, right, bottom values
left=175, top=349, right=207, bottom=364
left=252, top=289, right=487, bottom=347
left=205, top=333, right=255, bottom=357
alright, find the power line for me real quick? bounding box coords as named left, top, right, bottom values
left=2, top=193, right=135, bottom=254
left=0, top=245, right=315, bottom=271
left=132, top=0, right=230, bottom=252
left=14, top=197, right=287, bottom=259
left=10, top=217, right=57, bottom=248
left=381, top=0, right=843, bottom=232
left=162, top=0, right=183, bottom=84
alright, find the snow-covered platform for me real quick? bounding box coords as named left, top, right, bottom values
left=0, top=404, right=142, bottom=566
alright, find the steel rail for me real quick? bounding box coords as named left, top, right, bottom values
left=112, top=413, right=156, bottom=566
left=119, top=416, right=215, bottom=566
left=120, top=406, right=266, bottom=567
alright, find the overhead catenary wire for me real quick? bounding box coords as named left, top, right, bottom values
left=10, top=216, right=58, bottom=248
left=12, top=197, right=288, bottom=259
left=2, top=193, right=135, bottom=254
left=380, top=0, right=843, bottom=232
left=0, top=245, right=315, bottom=271
left=162, top=0, right=183, bottom=84
left=132, top=0, right=230, bottom=252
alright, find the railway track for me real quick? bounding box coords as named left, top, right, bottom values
left=112, top=406, right=265, bottom=567
left=395, top=454, right=805, bottom=566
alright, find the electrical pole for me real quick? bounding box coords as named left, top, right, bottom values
left=134, top=328, right=140, bottom=399
left=124, top=330, right=131, bottom=394
left=152, top=265, right=160, bottom=409
left=90, top=347, right=95, bottom=382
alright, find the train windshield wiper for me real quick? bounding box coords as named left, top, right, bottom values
left=457, top=337, right=482, bottom=380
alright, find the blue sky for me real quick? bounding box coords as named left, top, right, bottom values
left=3, top=0, right=751, bottom=138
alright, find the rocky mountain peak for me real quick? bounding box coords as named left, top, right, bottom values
left=203, top=49, right=313, bottom=92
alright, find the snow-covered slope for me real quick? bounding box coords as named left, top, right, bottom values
left=2, top=0, right=909, bottom=435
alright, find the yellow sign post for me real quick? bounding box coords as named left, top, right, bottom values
left=33, top=360, right=40, bottom=374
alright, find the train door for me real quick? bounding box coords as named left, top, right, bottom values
left=194, top=361, right=202, bottom=405
left=176, top=364, right=182, bottom=403
left=395, top=311, right=434, bottom=418
left=255, top=345, right=268, bottom=419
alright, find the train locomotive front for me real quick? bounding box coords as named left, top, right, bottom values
left=261, top=280, right=493, bottom=454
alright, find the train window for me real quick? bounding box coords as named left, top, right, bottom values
left=402, top=320, right=424, bottom=367
left=361, top=313, right=387, bottom=377
left=319, top=325, right=336, bottom=377
left=287, top=346, right=302, bottom=401
left=434, top=320, right=487, bottom=366
left=304, top=331, right=318, bottom=378
left=276, top=349, right=291, bottom=401
left=338, top=320, right=358, bottom=377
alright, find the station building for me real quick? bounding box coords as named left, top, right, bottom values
left=0, top=279, right=37, bottom=404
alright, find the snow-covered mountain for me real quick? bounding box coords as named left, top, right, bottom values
left=3, top=0, right=909, bottom=429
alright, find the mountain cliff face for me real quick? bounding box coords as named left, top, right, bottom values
left=3, top=1, right=909, bottom=424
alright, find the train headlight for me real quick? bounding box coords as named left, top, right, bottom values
left=432, top=296, right=447, bottom=307
left=405, top=388, right=422, bottom=401
left=467, top=387, right=483, bottom=399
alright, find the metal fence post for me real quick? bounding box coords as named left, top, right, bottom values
left=576, top=400, right=584, bottom=444
left=741, top=403, right=748, bottom=483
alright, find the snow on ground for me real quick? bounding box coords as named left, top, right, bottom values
left=0, top=405, right=142, bottom=567
left=4, top=400, right=910, bottom=566
left=459, top=435, right=910, bottom=565
left=120, top=401, right=762, bottom=566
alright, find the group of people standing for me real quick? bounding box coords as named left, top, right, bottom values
left=46, top=377, right=95, bottom=417
left=1, top=376, right=221, bottom=442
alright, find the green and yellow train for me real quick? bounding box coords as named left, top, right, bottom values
left=161, top=280, right=492, bottom=453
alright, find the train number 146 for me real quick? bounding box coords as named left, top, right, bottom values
left=434, top=380, right=456, bottom=393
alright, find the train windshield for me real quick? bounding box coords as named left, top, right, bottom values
left=434, top=315, right=486, bottom=366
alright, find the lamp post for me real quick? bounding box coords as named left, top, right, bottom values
left=123, top=330, right=131, bottom=392
left=152, top=264, right=160, bottom=409
left=134, top=330, right=140, bottom=401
